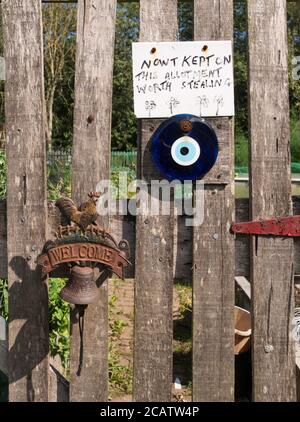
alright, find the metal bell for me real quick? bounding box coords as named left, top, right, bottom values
left=60, top=266, right=99, bottom=305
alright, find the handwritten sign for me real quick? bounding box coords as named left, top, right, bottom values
left=132, top=41, right=235, bottom=118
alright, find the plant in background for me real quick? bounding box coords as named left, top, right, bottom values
left=110, top=319, right=127, bottom=339
left=109, top=293, right=127, bottom=339
left=173, top=282, right=192, bottom=390
left=235, top=129, right=249, bottom=168
left=0, top=278, right=8, bottom=320
left=108, top=343, right=132, bottom=395
left=43, top=3, right=77, bottom=150
left=175, top=282, right=192, bottom=317
left=110, top=170, right=136, bottom=199
left=0, top=150, right=6, bottom=199
left=48, top=278, right=70, bottom=369
left=1, top=278, right=70, bottom=369
left=291, top=114, right=300, bottom=164
left=108, top=292, right=132, bottom=395
left=112, top=3, right=139, bottom=151
left=47, top=159, right=72, bottom=200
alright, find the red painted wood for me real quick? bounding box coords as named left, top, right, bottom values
left=231, top=215, right=300, bottom=237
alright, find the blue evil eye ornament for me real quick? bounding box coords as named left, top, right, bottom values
left=150, top=114, right=219, bottom=182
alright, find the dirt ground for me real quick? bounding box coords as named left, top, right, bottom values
left=108, top=279, right=192, bottom=402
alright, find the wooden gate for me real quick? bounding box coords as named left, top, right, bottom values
left=0, top=0, right=298, bottom=402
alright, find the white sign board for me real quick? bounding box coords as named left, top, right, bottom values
left=132, top=41, right=235, bottom=118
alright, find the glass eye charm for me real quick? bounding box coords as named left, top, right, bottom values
left=171, top=136, right=201, bottom=166
left=150, top=114, right=219, bottom=181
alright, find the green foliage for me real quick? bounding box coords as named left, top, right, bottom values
left=0, top=150, right=6, bottom=199
left=108, top=292, right=132, bottom=395
left=173, top=282, right=192, bottom=387
left=110, top=170, right=136, bottom=199
left=108, top=343, right=132, bottom=395
left=109, top=294, right=118, bottom=312
left=174, top=281, right=192, bottom=350
left=0, top=2, right=298, bottom=157
left=48, top=278, right=70, bottom=369
left=112, top=3, right=139, bottom=151
left=0, top=278, right=134, bottom=398
left=178, top=2, right=193, bottom=41
left=234, top=1, right=248, bottom=136
left=109, top=292, right=127, bottom=345
left=47, top=158, right=72, bottom=200
left=0, top=151, right=138, bottom=201
left=235, top=129, right=249, bottom=167
left=0, top=278, right=69, bottom=373
left=175, top=282, right=192, bottom=316
left=232, top=1, right=300, bottom=168
left=0, top=278, right=8, bottom=320
left=291, top=114, right=300, bottom=163
left=0, top=2, right=298, bottom=162
left=288, top=3, right=300, bottom=117
left=43, top=3, right=77, bottom=149
left=110, top=318, right=127, bottom=339
left=111, top=2, right=194, bottom=151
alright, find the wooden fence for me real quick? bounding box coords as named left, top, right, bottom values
left=0, top=0, right=299, bottom=402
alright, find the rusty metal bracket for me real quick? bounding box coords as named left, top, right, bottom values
left=231, top=215, right=300, bottom=237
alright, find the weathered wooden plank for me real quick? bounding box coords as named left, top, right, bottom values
left=248, top=0, right=296, bottom=401
left=43, top=0, right=299, bottom=2
left=108, top=213, right=136, bottom=278
left=133, top=0, right=177, bottom=402
left=193, top=185, right=235, bottom=401
left=192, top=0, right=235, bottom=402
left=2, top=197, right=300, bottom=280
left=0, top=334, right=70, bottom=403
left=2, top=0, right=49, bottom=402
left=3, top=198, right=300, bottom=280
left=70, top=0, right=117, bottom=402
left=174, top=213, right=192, bottom=281
left=202, top=119, right=234, bottom=184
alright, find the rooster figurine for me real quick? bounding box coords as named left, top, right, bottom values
left=55, top=191, right=101, bottom=232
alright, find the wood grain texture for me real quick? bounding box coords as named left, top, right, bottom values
left=3, top=198, right=300, bottom=280
left=202, top=119, right=234, bottom=184
left=133, top=0, right=177, bottom=402
left=248, top=0, right=296, bottom=401
left=70, top=0, right=117, bottom=402
left=2, top=0, right=49, bottom=402
left=193, top=185, right=235, bottom=401
left=193, top=0, right=235, bottom=402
